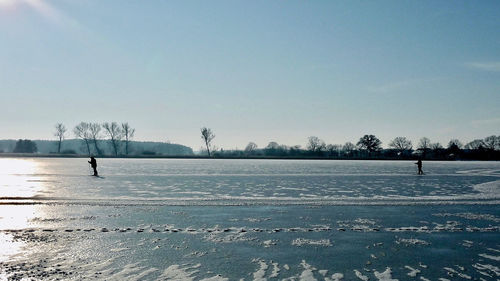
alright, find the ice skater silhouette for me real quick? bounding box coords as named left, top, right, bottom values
left=415, top=159, right=424, bottom=175
left=88, top=156, right=98, bottom=176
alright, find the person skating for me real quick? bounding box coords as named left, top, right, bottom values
left=415, top=159, right=424, bottom=175
left=88, top=156, right=98, bottom=176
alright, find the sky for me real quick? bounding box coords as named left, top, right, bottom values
left=0, top=0, right=499, bottom=151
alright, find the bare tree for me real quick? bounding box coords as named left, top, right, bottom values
left=389, top=137, right=413, bottom=155
left=89, top=123, right=103, bottom=155
left=54, top=123, right=67, bottom=153
left=289, top=145, right=302, bottom=155
left=103, top=122, right=123, bottom=156
left=326, top=144, right=335, bottom=157
left=266, top=142, right=280, bottom=150
left=343, top=142, right=355, bottom=152
left=200, top=127, right=215, bottom=157
left=264, top=141, right=288, bottom=156
left=245, top=142, right=258, bottom=154
left=357, top=135, right=382, bottom=154
left=430, top=142, right=443, bottom=150
left=483, top=135, right=499, bottom=151
left=307, top=136, right=326, bottom=153
left=326, top=144, right=342, bottom=157
left=447, top=139, right=463, bottom=149
left=465, top=139, right=485, bottom=150
left=447, top=139, right=463, bottom=156
left=121, top=123, right=135, bottom=155
left=73, top=122, right=92, bottom=156
left=417, top=137, right=431, bottom=154
left=342, top=142, right=356, bottom=157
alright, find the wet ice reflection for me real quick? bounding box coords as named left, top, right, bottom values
left=0, top=205, right=38, bottom=266
left=0, top=205, right=37, bottom=230
left=0, top=233, right=22, bottom=263
left=0, top=159, right=498, bottom=280
left=0, top=159, right=44, bottom=198
left=0, top=159, right=47, bottom=264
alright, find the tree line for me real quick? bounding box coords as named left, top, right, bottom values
left=199, top=128, right=500, bottom=160
left=3, top=124, right=499, bottom=160
left=1, top=121, right=192, bottom=156
left=53, top=122, right=136, bottom=156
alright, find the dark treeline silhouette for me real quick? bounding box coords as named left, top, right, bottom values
left=1, top=126, right=499, bottom=160
left=0, top=121, right=194, bottom=157
left=53, top=121, right=190, bottom=156
left=212, top=135, right=500, bottom=160
left=12, top=139, right=38, bottom=153
left=0, top=139, right=193, bottom=156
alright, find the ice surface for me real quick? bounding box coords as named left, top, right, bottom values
left=0, top=159, right=499, bottom=280
left=2, top=159, right=499, bottom=206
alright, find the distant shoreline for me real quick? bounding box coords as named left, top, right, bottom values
left=0, top=153, right=497, bottom=161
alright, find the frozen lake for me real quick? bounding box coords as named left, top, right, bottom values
left=0, top=158, right=499, bottom=280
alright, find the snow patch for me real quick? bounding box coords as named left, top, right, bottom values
left=354, top=269, right=369, bottom=281
left=443, top=267, right=471, bottom=279
left=298, top=260, right=317, bottom=281
left=331, top=273, right=344, bottom=281
left=158, top=264, right=200, bottom=281
left=473, top=263, right=500, bottom=276
left=479, top=253, right=500, bottom=261
left=396, top=238, right=430, bottom=246
left=270, top=261, right=280, bottom=278
left=374, top=267, right=398, bottom=281
left=404, top=265, right=420, bottom=277
left=292, top=238, right=332, bottom=247
left=472, top=179, right=500, bottom=199
left=252, top=259, right=268, bottom=281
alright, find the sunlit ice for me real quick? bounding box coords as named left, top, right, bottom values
left=0, top=205, right=37, bottom=230
left=0, top=159, right=44, bottom=263
left=0, top=203, right=38, bottom=265
left=0, top=158, right=43, bottom=198
left=0, top=158, right=37, bottom=176
left=0, top=159, right=42, bottom=230
left=0, top=232, right=23, bottom=263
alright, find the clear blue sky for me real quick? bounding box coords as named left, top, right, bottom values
left=0, top=0, right=499, bottom=150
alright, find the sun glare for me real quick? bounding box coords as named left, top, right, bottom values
left=0, top=159, right=37, bottom=175
left=0, top=232, right=23, bottom=263
left=0, top=159, right=43, bottom=198
left=0, top=159, right=42, bottom=262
